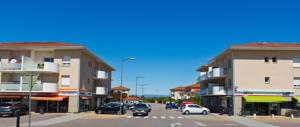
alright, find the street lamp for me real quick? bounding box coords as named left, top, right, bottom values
left=119, top=57, right=135, bottom=114
left=135, top=76, right=144, bottom=96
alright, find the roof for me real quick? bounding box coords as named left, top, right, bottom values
left=237, top=43, right=300, bottom=47
left=0, top=42, right=81, bottom=47
left=170, top=86, right=185, bottom=91
left=112, top=86, right=130, bottom=91
left=197, top=42, right=300, bottom=71
left=185, top=84, right=201, bottom=89
left=124, top=96, right=141, bottom=101
left=0, top=42, right=115, bottom=71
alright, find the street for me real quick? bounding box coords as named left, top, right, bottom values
left=2, top=103, right=300, bottom=127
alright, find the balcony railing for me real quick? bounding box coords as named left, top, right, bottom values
left=199, top=67, right=227, bottom=81
left=93, top=70, right=109, bottom=79
left=0, top=82, right=57, bottom=93
left=96, top=87, right=108, bottom=95
left=199, top=85, right=227, bottom=96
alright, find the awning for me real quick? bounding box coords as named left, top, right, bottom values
left=31, top=96, right=66, bottom=101
left=293, top=96, right=300, bottom=103
left=80, top=97, right=92, bottom=100
left=243, top=96, right=288, bottom=103
left=0, top=96, right=22, bottom=99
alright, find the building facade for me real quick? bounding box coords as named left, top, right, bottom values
left=170, top=84, right=200, bottom=100
left=197, top=43, right=300, bottom=115
left=0, top=42, right=114, bottom=113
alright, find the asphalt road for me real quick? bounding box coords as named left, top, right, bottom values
left=51, top=103, right=246, bottom=127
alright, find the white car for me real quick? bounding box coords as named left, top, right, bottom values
left=182, top=104, right=210, bottom=115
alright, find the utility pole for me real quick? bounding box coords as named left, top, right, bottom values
left=139, top=84, right=147, bottom=98
left=135, top=76, right=144, bottom=97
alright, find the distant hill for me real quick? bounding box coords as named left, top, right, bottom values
left=142, top=94, right=169, bottom=98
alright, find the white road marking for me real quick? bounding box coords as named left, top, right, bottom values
left=127, top=116, right=133, bottom=118
left=152, top=116, right=158, bottom=119
left=225, top=123, right=237, bottom=126
left=177, top=116, right=183, bottom=119
left=169, top=116, right=175, bottom=119
left=161, top=116, right=166, bottom=119
left=134, top=116, right=140, bottom=119
left=194, top=121, right=207, bottom=127
left=171, top=122, right=182, bottom=127
left=144, top=116, right=149, bottom=119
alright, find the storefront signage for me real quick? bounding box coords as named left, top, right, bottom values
left=59, top=91, right=79, bottom=96
left=80, top=92, right=93, bottom=97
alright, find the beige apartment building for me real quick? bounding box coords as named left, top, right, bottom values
left=0, top=42, right=114, bottom=113
left=197, top=43, right=300, bottom=116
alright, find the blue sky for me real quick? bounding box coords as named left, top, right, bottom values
left=1, top=0, right=300, bottom=95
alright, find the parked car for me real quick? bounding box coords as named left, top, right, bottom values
left=0, top=102, right=28, bottom=117
left=95, top=102, right=126, bottom=115
left=165, top=103, right=173, bottom=110
left=182, top=104, right=210, bottom=115
left=132, top=103, right=149, bottom=116
left=147, top=104, right=151, bottom=112
left=179, top=101, right=193, bottom=111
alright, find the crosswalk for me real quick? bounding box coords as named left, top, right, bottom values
left=126, top=115, right=186, bottom=120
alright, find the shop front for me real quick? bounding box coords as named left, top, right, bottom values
left=31, top=96, right=69, bottom=113
left=242, top=96, right=289, bottom=115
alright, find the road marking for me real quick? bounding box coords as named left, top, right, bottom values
left=229, top=116, right=279, bottom=127
left=225, top=123, right=237, bottom=126
left=177, top=116, right=183, bottom=119
left=134, top=116, right=140, bottom=119
left=169, top=116, right=175, bottom=119
left=171, top=122, right=182, bottom=127
left=161, top=116, right=166, bottom=119
left=194, top=121, right=207, bottom=127
left=152, top=116, right=158, bottom=119
left=127, top=116, right=133, bottom=118
left=144, top=116, right=149, bottom=119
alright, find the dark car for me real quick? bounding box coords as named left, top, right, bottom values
left=147, top=104, right=151, bottom=112
left=132, top=104, right=149, bottom=116
left=165, top=103, right=177, bottom=110
left=0, top=103, right=28, bottom=117
left=95, top=102, right=126, bottom=115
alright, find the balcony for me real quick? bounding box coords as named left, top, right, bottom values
left=0, top=82, right=58, bottom=93
left=94, top=70, right=109, bottom=79
left=96, top=87, right=108, bottom=95
left=0, top=60, right=59, bottom=73
left=199, top=85, right=226, bottom=96
left=199, top=67, right=227, bottom=81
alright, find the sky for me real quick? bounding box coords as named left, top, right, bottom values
left=1, top=0, right=300, bottom=95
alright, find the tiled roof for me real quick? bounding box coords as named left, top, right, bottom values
left=170, top=86, right=185, bottom=91
left=124, top=96, right=141, bottom=101
left=112, top=86, right=130, bottom=91
left=185, top=84, right=201, bottom=88
left=237, top=43, right=300, bottom=47
left=0, top=42, right=81, bottom=47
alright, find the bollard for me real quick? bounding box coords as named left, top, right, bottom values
left=291, top=114, right=294, bottom=119
left=253, top=113, right=256, bottom=118
left=16, top=109, right=20, bottom=127
left=271, top=114, right=275, bottom=119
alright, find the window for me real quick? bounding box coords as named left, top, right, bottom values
left=228, top=59, right=232, bottom=68
left=294, top=77, right=300, bottom=88
left=44, top=57, right=54, bottom=62
left=264, top=57, right=269, bottom=62
left=0, top=58, right=1, bottom=62
left=61, top=75, right=70, bottom=86
left=88, top=61, right=92, bottom=68
left=87, top=78, right=90, bottom=85
left=265, top=77, right=270, bottom=84
left=293, top=58, right=300, bottom=67
left=62, top=56, right=71, bottom=66
left=272, top=57, right=277, bottom=63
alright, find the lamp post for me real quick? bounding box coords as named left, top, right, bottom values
left=119, top=57, right=135, bottom=114
left=135, top=76, right=144, bottom=97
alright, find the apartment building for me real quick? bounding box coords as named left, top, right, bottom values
left=0, top=42, right=114, bottom=113
left=170, top=84, right=200, bottom=100
left=197, top=43, right=300, bottom=116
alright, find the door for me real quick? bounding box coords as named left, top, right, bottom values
left=194, top=105, right=204, bottom=113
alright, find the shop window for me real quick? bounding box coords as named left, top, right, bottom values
left=61, top=75, right=70, bottom=86
left=294, top=77, right=300, bottom=88
left=265, top=77, right=270, bottom=84
left=264, top=57, right=269, bottom=63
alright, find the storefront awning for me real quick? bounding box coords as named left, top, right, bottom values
left=243, top=96, right=288, bottom=103
left=293, top=96, right=300, bottom=103
left=31, top=96, right=66, bottom=101
left=0, top=96, right=22, bottom=99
